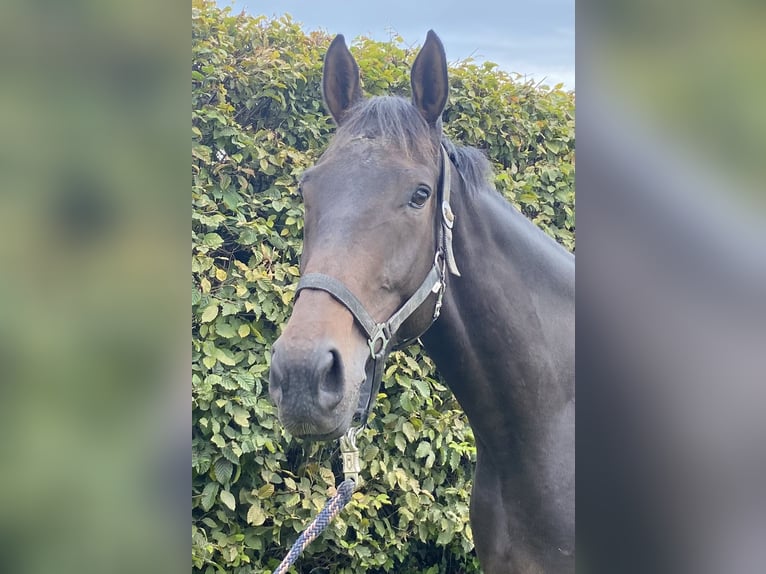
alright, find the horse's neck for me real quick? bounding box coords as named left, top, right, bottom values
left=422, top=182, right=575, bottom=461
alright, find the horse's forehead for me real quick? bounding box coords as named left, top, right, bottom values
left=318, top=136, right=435, bottom=177
left=325, top=136, right=403, bottom=159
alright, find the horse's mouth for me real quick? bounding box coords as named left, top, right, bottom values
left=285, top=420, right=347, bottom=442
left=279, top=375, right=365, bottom=441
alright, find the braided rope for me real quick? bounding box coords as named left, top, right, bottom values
left=271, top=479, right=356, bottom=574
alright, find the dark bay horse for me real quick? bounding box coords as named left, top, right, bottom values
left=269, top=31, right=575, bottom=573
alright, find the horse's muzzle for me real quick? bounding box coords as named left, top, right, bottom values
left=269, top=337, right=351, bottom=438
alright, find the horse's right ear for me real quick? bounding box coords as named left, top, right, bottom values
left=411, top=30, right=448, bottom=126
left=322, top=34, right=363, bottom=125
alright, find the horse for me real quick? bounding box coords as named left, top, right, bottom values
left=268, top=30, right=575, bottom=573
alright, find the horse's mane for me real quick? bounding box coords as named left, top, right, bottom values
left=441, top=138, right=495, bottom=197
left=325, top=96, right=494, bottom=196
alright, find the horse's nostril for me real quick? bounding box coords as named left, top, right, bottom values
left=317, top=348, right=344, bottom=410
left=316, top=350, right=334, bottom=375
left=270, top=384, right=283, bottom=406
left=268, top=350, right=285, bottom=405
left=268, top=340, right=346, bottom=415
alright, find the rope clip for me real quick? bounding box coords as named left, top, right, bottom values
left=339, top=426, right=363, bottom=488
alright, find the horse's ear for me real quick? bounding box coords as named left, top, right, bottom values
left=411, top=30, right=449, bottom=126
left=322, top=34, right=363, bottom=125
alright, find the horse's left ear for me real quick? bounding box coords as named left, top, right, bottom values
left=411, top=30, right=449, bottom=126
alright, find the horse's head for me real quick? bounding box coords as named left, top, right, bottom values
left=269, top=31, right=451, bottom=440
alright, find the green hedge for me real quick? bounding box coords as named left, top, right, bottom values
left=192, top=2, right=575, bottom=572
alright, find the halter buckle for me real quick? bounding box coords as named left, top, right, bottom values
left=433, top=289, right=445, bottom=320
left=431, top=251, right=447, bottom=319
left=368, top=323, right=391, bottom=359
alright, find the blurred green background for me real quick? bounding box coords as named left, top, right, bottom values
left=589, top=0, right=765, bottom=201
left=0, top=1, right=187, bottom=573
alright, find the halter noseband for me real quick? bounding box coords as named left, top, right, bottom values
left=294, top=144, right=460, bottom=426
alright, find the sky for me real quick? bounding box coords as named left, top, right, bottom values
left=221, top=0, right=575, bottom=89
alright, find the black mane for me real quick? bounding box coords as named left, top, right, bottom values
left=441, top=138, right=495, bottom=197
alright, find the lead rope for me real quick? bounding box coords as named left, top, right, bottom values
left=271, top=427, right=363, bottom=574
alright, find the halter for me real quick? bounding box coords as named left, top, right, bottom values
left=294, top=144, right=461, bottom=426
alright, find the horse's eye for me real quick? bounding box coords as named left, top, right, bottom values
left=409, top=186, right=431, bottom=208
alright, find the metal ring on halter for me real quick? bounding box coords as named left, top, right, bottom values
left=367, top=323, right=391, bottom=359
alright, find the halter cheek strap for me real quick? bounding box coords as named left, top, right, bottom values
left=295, top=264, right=444, bottom=360
left=294, top=144, right=460, bottom=426
left=439, top=145, right=460, bottom=278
